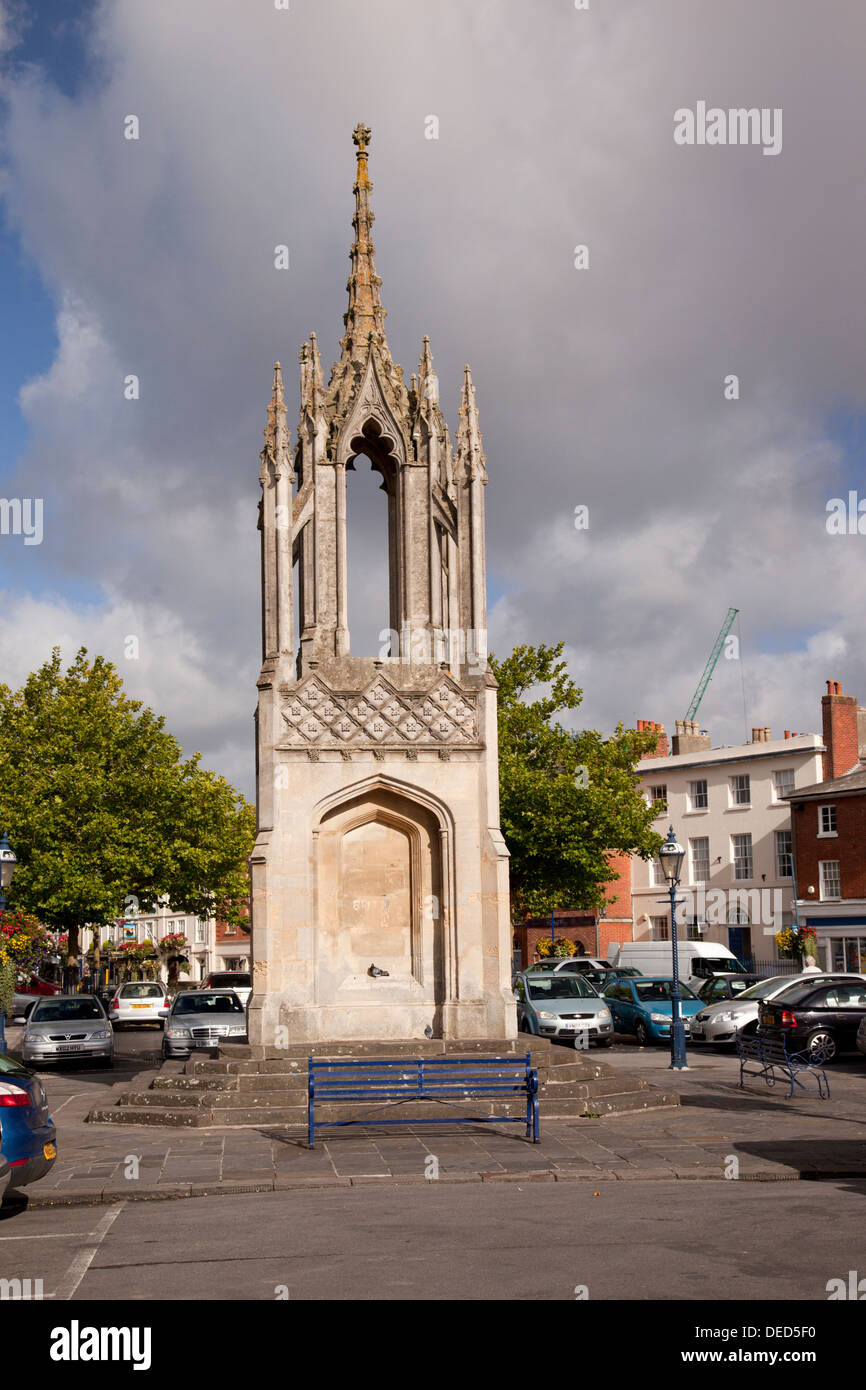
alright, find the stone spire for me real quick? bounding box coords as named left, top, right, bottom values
left=341, top=123, right=386, bottom=355
left=456, top=365, right=487, bottom=482
left=299, top=331, right=325, bottom=423
left=260, top=361, right=292, bottom=482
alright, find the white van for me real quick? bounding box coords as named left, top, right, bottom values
left=608, top=941, right=746, bottom=995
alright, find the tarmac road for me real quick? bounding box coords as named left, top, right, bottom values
left=1, top=1177, right=863, bottom=1302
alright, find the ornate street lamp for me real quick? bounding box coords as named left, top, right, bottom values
left=658, top=825, right=688, bottom=1070
left=0, top=834, right=18, bottom=912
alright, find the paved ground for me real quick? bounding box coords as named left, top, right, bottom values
left=2, top=1179, right=864, bottom=1302
left=5, top=1023, right=866, bottom=1202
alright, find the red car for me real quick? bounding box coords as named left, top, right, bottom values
left=12, top=975, right=62, bottom=1020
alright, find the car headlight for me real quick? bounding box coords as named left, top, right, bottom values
left=166, top=1027, right=191, bottom=1039
left=536, top=1011, right=555, bottom=1021
left=91, top=1029, right=111, bottom=1041
left=22, top=1032, right=38, bottom=1045
left=597, top=1009, right=612, bottom=1022
left=650, top=1013, right=669, bottom=1023
left=714, top=1012, right=735, bottom=1023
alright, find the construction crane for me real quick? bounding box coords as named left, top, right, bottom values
left=684, top=608, right=739, bottom=723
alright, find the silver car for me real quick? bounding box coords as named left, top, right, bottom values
left=162, top=990, right=248, bottom=1058
left=108, top=981, right=170, bottom=1029
left=515, top=971, right=614, bottom=1047
left=690, top=972, right=864, bottom=1046
left=21, top=994, right=114, bottom=1067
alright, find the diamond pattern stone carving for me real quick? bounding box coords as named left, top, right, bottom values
left=280, top=674, right=479, bottom=748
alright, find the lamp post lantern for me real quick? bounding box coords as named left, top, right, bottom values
left=0, top=834, right=18, bottom=1051
left=658, top=824, right=688, bottom=1070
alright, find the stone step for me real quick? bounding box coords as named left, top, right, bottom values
left=87, top=1106, right=210, bottom=1128
left=209, top=1106, right=306, bottom=1126
left=118, top=1091, right=210, bottom=1108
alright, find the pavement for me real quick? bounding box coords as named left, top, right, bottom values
left=6, top=1025, right=866, bottom=1207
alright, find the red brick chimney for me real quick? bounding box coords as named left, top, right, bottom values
left=822, top=680, right=859, bottom=779
left=638, top=720, right=669, bottom=759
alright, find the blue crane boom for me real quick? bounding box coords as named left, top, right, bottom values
left=684, top=608, right=739, bottom=723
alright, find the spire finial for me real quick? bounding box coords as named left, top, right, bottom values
left=261, top=361, right=292, bottom=481
left=457, top=364, right=487, bottom=481
left=342, top=123, right=386, bottom=353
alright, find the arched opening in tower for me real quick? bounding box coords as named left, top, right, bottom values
left=345, top=422, right=398, bottom=656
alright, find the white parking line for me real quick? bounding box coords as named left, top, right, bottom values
left=0, top=1232, right=83, bottom=1241
left=50, top=1203, right=125, bottom=1300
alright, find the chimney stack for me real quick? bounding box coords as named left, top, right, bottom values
left=822, top=679, right=859, bottom=779
left=638, top=721, right=670, bottom=759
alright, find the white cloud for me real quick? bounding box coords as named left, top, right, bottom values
left=0, top=0, right=864, bottom=798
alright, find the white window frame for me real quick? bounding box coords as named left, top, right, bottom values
left=648, top=785, right=667, bottom=817
left=730, top=774, right=751, bottom=807
left=650, top=916, right=669, bottom=942
left=819, top=860, right=841, bottom=901
left=775, top=829, right=793, bottom=879
left=773, top=768, right=795, bottom=801
left=689, top=837, right=710, bottom=885
left=732, top=833, right=753, bottom=881
left=688, top=779, right=708, bottom=811
left=818, top=805, right=838, bottom=838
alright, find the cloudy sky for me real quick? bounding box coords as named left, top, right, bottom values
left=0, top=0, right=864, bottom=799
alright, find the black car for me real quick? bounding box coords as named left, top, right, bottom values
left=757, top=977, right=866, bottom=1060
left=696, top=973, right=763, bottom=1005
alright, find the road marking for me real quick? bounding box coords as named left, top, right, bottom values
left=50, top=1203, right=125, bottom=1301
left=0, top=1232, right=84, bottom=1241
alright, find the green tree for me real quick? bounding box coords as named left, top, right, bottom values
left=0, top=649, right=255, bottom=986
left=491, top=642, right=663, bottom=919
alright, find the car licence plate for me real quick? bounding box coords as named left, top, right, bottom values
left=691, top=1026, right=704, bottom=1037
left=57, top=1044, right=83, bottom=1052
left=132, top=1004, right=150, bottom=1010
left=43, top=1142, right=56, bottom=1160
left=761, top=1012, right=775, bottom=1026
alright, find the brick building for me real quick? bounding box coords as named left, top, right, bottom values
left=786, top=681, right=866, bottom=972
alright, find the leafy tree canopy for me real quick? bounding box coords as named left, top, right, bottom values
left=0, top=649, right=255, bottom=974
left=491, top=642, right=663, bottom=918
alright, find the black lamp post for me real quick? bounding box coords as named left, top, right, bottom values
left=658, top=824, right=688, bottom=1071
left=0, top=834, right=18, bottom=1051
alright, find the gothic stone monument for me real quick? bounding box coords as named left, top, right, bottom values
left=248, top=125, right=516, bottom=1046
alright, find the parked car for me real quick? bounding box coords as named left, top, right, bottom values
left=696, top=973, right=763, bottom=1005
left=12, top=975, right=63, bottom=1020
left=514, top=971, right=613, bottom=1046
left=856, top=1014, right=866, bottom=1055
left=522, top=958, right=612, bottom=987
left=108, top=981, right=170, bottom=1029
left=757, top=978, right=866, bottom=1061
left=0, top=1148, right=10, bottom=1202
left=0, top=1051, right=56, bottom=1186
left=602, top=976, right=703, bottom=1046
left=199, top=971, right=252, bottom=1007
left=690, top=972, right=863, bottom=1047
left=162, top=990, right=248, bottom=1058
left=601, top=967, right=644, bottom=988
left=21, top=994, right=114, bottom=1068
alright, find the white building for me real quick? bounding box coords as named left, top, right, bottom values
left=98, top=904, right=216, bottom=982
left=630, top=722, right=824, bottom=967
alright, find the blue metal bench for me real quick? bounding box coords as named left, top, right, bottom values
left=736, top=1033, right=830, bottom=1100
left=307, top=1053, right=540, bottom=1147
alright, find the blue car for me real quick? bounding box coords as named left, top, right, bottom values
left=0, top=1050, right=56, bottom=1188
left=602, top=976, right=703, bottom=1046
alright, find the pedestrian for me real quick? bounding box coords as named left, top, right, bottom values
left=801, top=954, right=822, bottom=974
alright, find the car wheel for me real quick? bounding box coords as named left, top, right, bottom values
left=595, top=1038, right=612, bottom=1048
left=805, top=1029, right=836, bottom=1062
left=634, top=1019, right=650, bottom=1047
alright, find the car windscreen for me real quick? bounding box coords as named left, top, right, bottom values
left=31, top=998, right=105, bottom=1022
left=732, top=976, right=791, bottom=1000
left=728, top=978, right=760, bottom=994
left=526, top=977, right=598, bottom=1001
left=119, top=984, right=165, bottom=998
left=173, top=993, right=244, bottom=1015
left=208, top=974, right=251, bottom=988
left=634, top=981, right=698, bottom=1003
